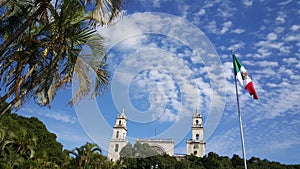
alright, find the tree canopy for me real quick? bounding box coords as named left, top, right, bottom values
left=120, top=142, right=159, bottom=159
left=0, top=0, right=128, bottom=115
left=120, top=152, right=300, bottom=169
left=0, top=113, right=64, bottom=168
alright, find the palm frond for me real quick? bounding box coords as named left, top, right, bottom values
left=69, top=57, right=93, bottom=104
left=0, top=0, right=121, bottom=114
left=83, top=0, right=127, bottom=26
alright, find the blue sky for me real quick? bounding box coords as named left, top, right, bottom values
left=16, top=0, right=300, bottom=165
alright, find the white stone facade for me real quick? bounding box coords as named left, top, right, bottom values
left=186, top=110, right=206, bottom=157
left=108, top=109, right=205, bottom=161
left=108, top=109, right=128, bottom=161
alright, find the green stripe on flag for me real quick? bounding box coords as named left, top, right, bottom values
left=233, top=54, right=242, bottom=75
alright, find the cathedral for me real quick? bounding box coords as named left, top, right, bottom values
left=108, top=109, right=206, bottom=161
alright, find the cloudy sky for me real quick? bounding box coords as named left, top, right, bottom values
left=17, top=0, right=300, bottom=164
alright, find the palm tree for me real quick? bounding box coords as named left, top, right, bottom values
left=68, top=142, right=104, bottom=169
left=0, top=0, right=127, bottom=59
left=0, top=0, right=126, bottom=56
left=0, top=0, right=127, bottom=115
left=0, top=0, right=52, bottom=56
left=0, top=128, right=37, bottom=168
left=81, top=0, right=127, bottom=26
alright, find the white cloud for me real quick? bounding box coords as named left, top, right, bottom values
left=275, top=12, right=286, bottom=24
left=20, top=107, right=77, bottom=124
left=284, top=34, right=300, bottom=42
left=99, top=12, right=225, bottom=125
left=274, top=26, right=285, bottom=33
left=44, top=112, right=76, bottom=124
left=203, top=2, right=214, bottom=9
left=220, top=21, right=232, bottom=34
left=265, top=83, right=278, bottom=88
left=290, top=25, right=300, bottom=31
left=256, top=40, right=283, bottom=49
left=242, top=0, right=253, bottom=7
left=205, top=20, right=217, bottom=34
left=256, top=60, right=278, bottom=67
left=231, top=28, right=245, bottom=34
left=278, top=0, right=292, bottom=6
left=253, top=48, right=272, bottom=58
left=252, top=81, right=300, bottom=121
left=267, top=33, right=277, bottom=41
left=227, top=42, right=245, bottom=51
left=110, top=48, right=205, bottom=123
left=197, top=9, right=206, bottom=16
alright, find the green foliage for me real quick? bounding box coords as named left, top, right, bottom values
left=120, top=142, right=159, bottom=159
left=0, top=113, right=64, bottom=168
left=0, top=0, right=111, bottom=115
left=119, top=152, right=300, bottom=169
left=231, top=154, right=244, bottom=168
left=120, top=143, right=134, bottom=158
left=134, top=142, right=159, bottom=158
left=66, top=142, right=127, bottom=169
left=0, top=113, right=64, bottom=164
left=0, top=0, right=128, bottom=115
left=185, top=155, right=205, bottom=169
left=67, top=142, right=102, bottom=168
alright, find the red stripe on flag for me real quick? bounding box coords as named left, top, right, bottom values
left=245, top=81, right=258, bottom=100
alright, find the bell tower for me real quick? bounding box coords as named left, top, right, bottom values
left=186, top=109, right=206, bottom=157
left=108, top=109, right=128, bottom=161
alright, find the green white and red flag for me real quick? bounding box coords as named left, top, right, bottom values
left=233, top=54, right=258, bottom=100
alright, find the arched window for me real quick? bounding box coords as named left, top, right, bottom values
left=196, top=134, right=200, bottom=140
left=115, top=144, right=119, bottom=152
left=116, top=131, right=119, bottom=138
left=194, top=151, right=197, bottom=155
left=119, top=120, right=121, bottom=125
left=196, top=120, right=199, bottom=125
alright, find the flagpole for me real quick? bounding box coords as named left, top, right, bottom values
left=232, top=51, right=248, bottom=169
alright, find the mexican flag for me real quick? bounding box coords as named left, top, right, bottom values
left=233, top=54, right=258, bottom=100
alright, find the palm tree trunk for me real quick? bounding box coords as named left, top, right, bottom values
left=0, top=1, right=49, bottom=57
